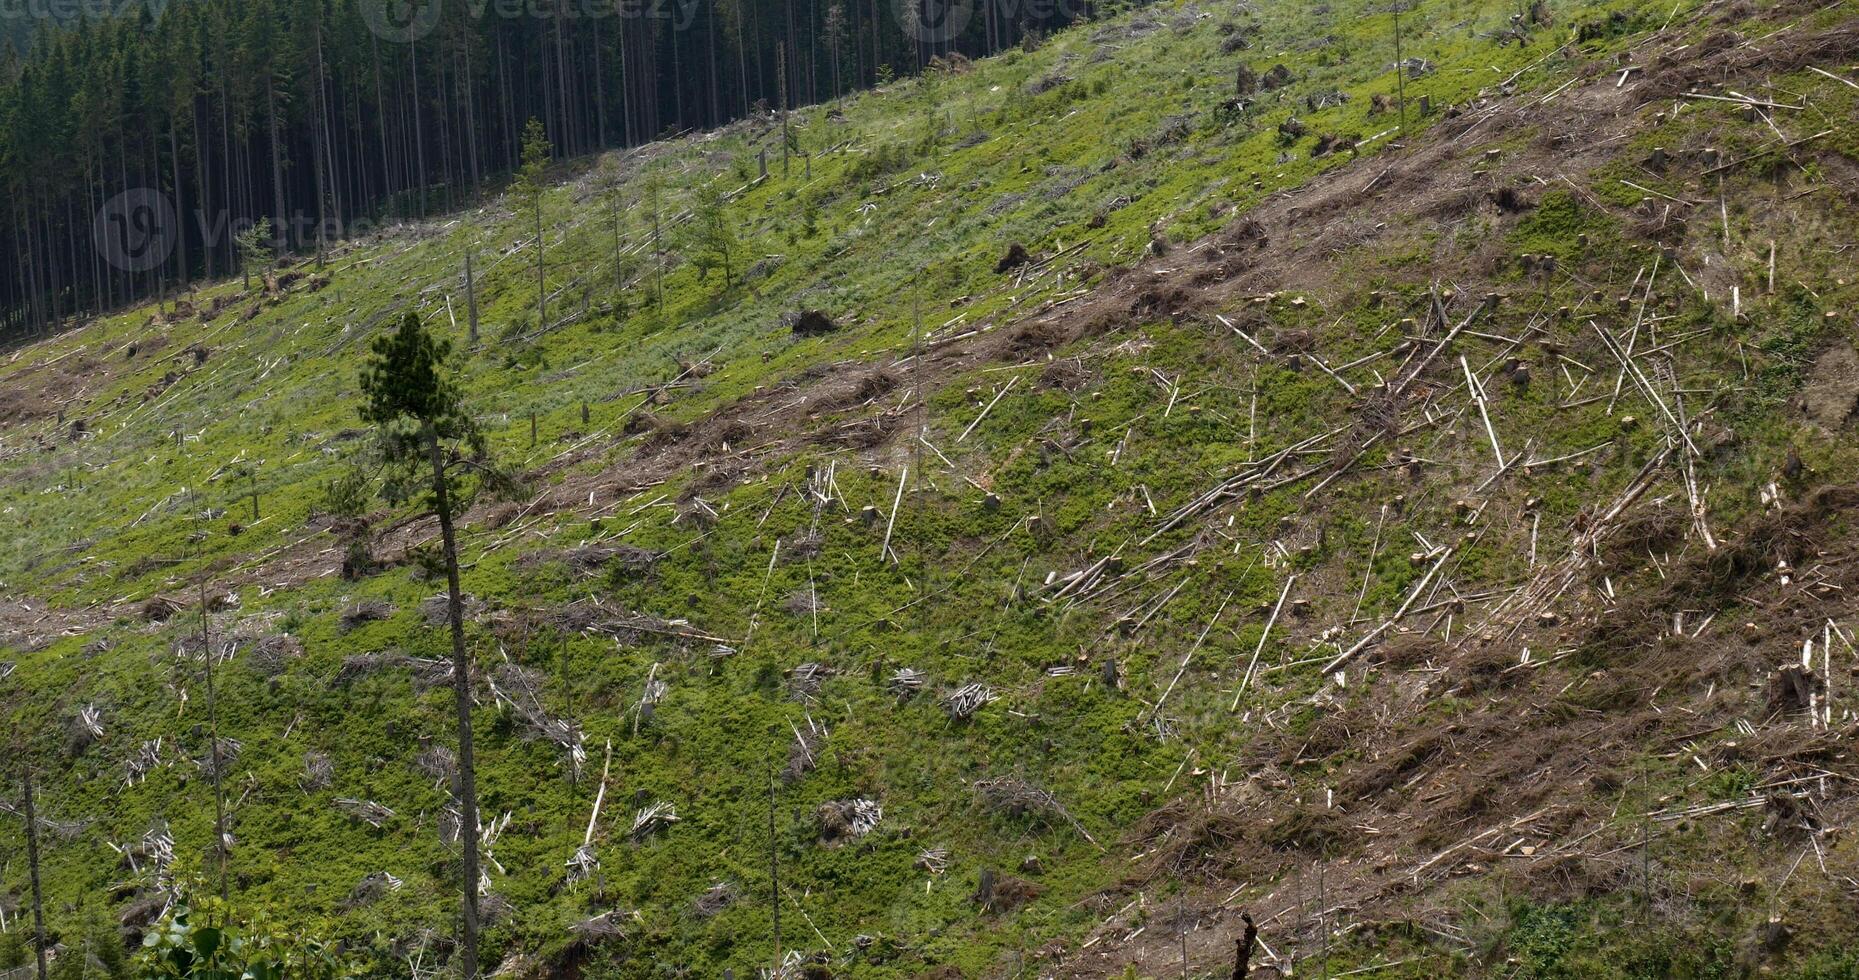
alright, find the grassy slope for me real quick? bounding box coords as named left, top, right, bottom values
left=2, top=0, right=1858, bottom=975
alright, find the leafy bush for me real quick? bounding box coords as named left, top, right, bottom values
left=135, top=902, right=358, bottom=980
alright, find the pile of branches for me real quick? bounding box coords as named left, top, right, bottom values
left=631, top=802, right=679, bottom=841
left=694, top=881, right=736, bottom=918
left=344, top=871, right=404, bottom=909
left=111, top=821, right=176, bottom=881
left=338, top=600, right=395, bottom=632
left=783, top=722, right=822, bottom=783
left=973, top=776, right=1099, bottom=846
left=634, top=665, right=668, bottom=732
left=488, top=664, right=586, bottom=773
left=245, top=634, right=302, bottom=676
left=789, top=662, right=834, bottom=699
left=67, top=703, right=104, bottom=755
left=438, top=801, right=465, bottom=847
left=566, top=841, right=599, bottom=884
left=123, top=738, right=168, bottom=787
left=943, top=683, right=998, bottom=719
left=412, top=740, right=457, bottom=787
left=334, top=652, right=452, bottom=689
left=108, top=822, right=179, bottom=925
left=420, top=593, right=484, bottom=626
left=301, top=751, right=334, bottom=792
left=140, top=596, right=181, bottom=623
left=889, top=667, right=928, bottom=700
left=817, top=799, right=883, bottom=842
left=194, top=737, right=241, bottom=780
left=570, top=910, right=633, bottom=940
left=338, top=650, right=403, bottom=684
left=915, top=848, right=951, bottom=874
left=556, top=602, right=731, bottom=647
left=336, top=798, right=395, bottom=829
left=518, top=543, right=660, bottom=578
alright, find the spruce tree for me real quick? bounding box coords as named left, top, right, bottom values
left=234, top=219, right=274, bottom=291
left=682, top=178, right=739, bottom=290
left=359, top=311, right=511, bottom=980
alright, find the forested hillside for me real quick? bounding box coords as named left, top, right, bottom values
left=0, top=0, right=1105, bottom=337
left=3, top=0, right=1859, bottom=977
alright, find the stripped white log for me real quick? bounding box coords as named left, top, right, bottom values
left=957, top=376, right=1020, bottom=443
left=1234, top=576, right=1297, bottom=709
left=1217, top=314, right=1271, bottom=356
left=879, top=468, right=908, bottom=563
left=1322, top=548, right=1455, bottom=675
left=1149, top=594, right=1231, bottom=723
left=1461, top=355, right=1506, bottom=470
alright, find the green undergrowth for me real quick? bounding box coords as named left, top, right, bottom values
left=2, top=0, right=1858, bottom=975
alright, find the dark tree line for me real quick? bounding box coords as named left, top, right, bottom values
left=0, top=0, right=1115, bottom=340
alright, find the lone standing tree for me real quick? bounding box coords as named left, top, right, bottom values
left=235, top=218, right=274, bottom=292
left=683, top=178, right=740, bottom=290
left=360, top=312, right=510, bottom=979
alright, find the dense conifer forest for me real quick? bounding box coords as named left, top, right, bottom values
left=0, top=0, right=1103, bottom=337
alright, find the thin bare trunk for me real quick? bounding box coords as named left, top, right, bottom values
left=22, top=768, right=48, bottom=980
left=427, top=428, right=480, bottom=979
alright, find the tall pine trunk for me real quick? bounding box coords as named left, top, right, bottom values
left=169, top=117, right=191, bottom=288
left=267, top=75, right=287, bottom=256
left=427, top=427, right=481, bottom=980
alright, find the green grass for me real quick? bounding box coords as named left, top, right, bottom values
left=3, top=0, right=1858, bottom=975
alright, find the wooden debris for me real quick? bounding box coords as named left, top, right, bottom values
left=973, top=776, right=1100, bottom=848
left=630, top=802, right=679, bottom=841
left=569, top=909, right=634, bottom=940
left=915, top=848, right=951, bottom=874
left=488, top=663, right=586, bottom=773
left=889, top=667, right=929, bottom=699
left=336, top=798, right=396, bottom=829
left=817, top=799, right=884, bottom=841
left=1234, top=576, right=1297, bottom=708
left=944, top=683, right=998, bottom=719
left=1321, top=547, right=1456, bottom=675
left=567, top=741, right=613, bottom=884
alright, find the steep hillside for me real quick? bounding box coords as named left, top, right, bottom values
left=3, top=0, right=1859, bottom=976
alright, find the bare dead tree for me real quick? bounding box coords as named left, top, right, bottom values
left=22, top=767, right=47, bottom=980
left=199, top=577, right=230, bottom=906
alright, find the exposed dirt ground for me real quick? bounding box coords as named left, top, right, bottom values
left=1, top=3, right=1855, bottom=975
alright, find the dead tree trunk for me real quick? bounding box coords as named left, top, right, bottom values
left=200, top=580, right=230, bottom=904
left=1234, top=912, right=1257, bottom=979
left=464, top=250, right=481, bottom=347
left=22, top=768, right=47, bottom=980
left=427, top=427, right=480, bottom=979
left=768, top=771, right=782, bottom=972
left=534, top=201, right=547, bottom=334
